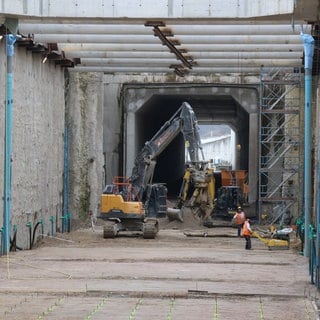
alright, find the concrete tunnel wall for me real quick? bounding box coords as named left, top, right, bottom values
left=0, top=50, right=103, bottom=250
left=65, top=71, right=104, bottom=222
left=0, top=41, right=65, bottom=249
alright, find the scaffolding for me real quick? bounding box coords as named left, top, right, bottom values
left=259, top=67, right=302, bottom=225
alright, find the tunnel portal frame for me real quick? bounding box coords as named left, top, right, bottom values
left=121, top=83, right=259, bottom=212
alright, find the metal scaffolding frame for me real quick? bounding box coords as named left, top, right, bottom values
left=258, top=67, right=302, bottom=225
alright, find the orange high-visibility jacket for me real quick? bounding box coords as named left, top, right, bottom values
left=233, top=213, right=243, bottom=225
left=242, top=220, right=252, bottom=236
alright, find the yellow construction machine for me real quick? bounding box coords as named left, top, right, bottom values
left=169, top=161, right=215, bottom=225
left=213, top=170, right=248, bottom=219
left=100, top=101, right=205, bottom=238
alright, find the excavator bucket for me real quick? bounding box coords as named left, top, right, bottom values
left=167, top=207, right=184, bottom=222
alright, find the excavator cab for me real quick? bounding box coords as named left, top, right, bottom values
left=213, top=185, right=245, bottom=218
left=100, top=177, right=161, bottom=239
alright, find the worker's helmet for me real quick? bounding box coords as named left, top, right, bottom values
left=237, top=206, right=242, bottom=211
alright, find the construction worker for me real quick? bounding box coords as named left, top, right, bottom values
left=233, top=206, right=246, bottom=237
left=242, top=217, right=253, bottom=250
left=239, top=206, right=246, bottom=223
left=233, top=207, right=243, bottom=237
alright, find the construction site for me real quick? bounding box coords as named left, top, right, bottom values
left=1, top=0, right=320, bottom=319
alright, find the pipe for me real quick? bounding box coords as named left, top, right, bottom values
left=34, top=34, right=302, bottom=45
left=66, top=212, right=71, bottom=232
left=60, top=216, right=64, bottom=233
left=18, top=23, right=310, bottom=35
left=63, top=123, right=69, bottom=231
left=317, top=98, right=320, bottom=287
left=301, top=32, right=314, bottom=258
left=70, top=66, right=273, bottom=74
left=50, top=215, right=55, bottom=236
left=26, top=222, right=32, bottom=250
left=59, top=43, right=303, bottom=52
left=60, top=214, right=70, bottom=233
left=0, top=227, right=3, bottom=255
left=64, top=50, right=302, bottom=60
left=78, top=57, right=301, bottom=68
left=3, top=34, right=16, bottom=254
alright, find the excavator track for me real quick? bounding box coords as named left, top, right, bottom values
left=142, top=219, right=159, bottom=239
left=103, top=221, right=118, bottom=238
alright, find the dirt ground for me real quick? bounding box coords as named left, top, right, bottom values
left=0, top=210, right=319, bottom=320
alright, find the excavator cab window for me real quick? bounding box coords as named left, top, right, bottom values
left=103, top=185, right=115, bottom=194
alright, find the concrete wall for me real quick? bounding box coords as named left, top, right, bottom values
left=0, top=41, right=65, bottom=249
left=66, top=71, right=104, bottom=222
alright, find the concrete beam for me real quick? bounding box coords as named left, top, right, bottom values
left=0, top=0, right=297, bottom=20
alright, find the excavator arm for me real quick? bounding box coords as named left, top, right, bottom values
left=130, top=101, right=204, bottom=197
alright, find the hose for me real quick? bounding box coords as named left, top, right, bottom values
left=10, top=229, right=22, bottom=251
left=31, top=221, right=42, bottom=249
left=10, top=228, right=17, bottom=251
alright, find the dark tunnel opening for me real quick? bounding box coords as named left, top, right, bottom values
left=134, top=94, right=250, bottom=197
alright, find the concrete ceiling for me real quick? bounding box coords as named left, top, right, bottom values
left=0, top=0, right=318, bottom=76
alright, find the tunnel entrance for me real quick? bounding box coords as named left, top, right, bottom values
left=123, top=84, right=258, bottom=203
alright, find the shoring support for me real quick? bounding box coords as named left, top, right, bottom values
left=2, top=34, right=16, bottom=254
left=301, top=32, right=314, bottom=258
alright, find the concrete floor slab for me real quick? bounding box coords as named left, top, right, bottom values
left=0, top=225, right=319, bottom=319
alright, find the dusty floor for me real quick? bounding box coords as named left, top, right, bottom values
left=0, top=212, right=319, bottom=320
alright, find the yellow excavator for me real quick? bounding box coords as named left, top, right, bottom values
left=100, top=101, right=206, bottom=238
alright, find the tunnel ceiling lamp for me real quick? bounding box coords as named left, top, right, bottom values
left=41, top=55, right=48, bottom=63
left=145, top=20, right=196, bottom=76
left=39, top=43, right=78, bottom=67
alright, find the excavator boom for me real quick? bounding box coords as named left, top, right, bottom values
left=130, top=101, right=204, bottom=197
